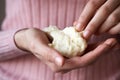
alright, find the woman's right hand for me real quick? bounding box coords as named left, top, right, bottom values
left=14, top=28, right=64, bottom=71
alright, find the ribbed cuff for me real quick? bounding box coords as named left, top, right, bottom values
left=0, top=28, right=29, bottom=61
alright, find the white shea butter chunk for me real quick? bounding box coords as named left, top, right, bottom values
left=43, top=26, right=87, bottom=58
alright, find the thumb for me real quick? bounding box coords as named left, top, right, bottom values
left=38, top=45, right=64, bottom=67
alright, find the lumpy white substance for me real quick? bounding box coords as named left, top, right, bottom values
left=43, top=26, right=87, bottom=58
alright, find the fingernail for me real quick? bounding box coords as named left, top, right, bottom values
left=111, top=41, right=117, bottom=47
left=106, top=39, right=117, bottom=47
left=83, top=30, right=91, bottom=39
left=55, top=57, right=62, bottom=66
left=75, top=23, right=81, bottom=31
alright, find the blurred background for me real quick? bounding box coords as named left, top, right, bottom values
left=0, top=0, right=5, bottom=29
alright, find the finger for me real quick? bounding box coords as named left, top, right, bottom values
left=61, top=38, right=117, bottom=70
left=108, top=23, right=120, bottom=34
left=83, top=0, right=120, bottom=39
left=73, top=21, right=77, bottom=26
left=98, top=6, right=120, bottom=33
left=45, top=59, right=71, bottom=73
left=79, top=38, right=117, bottom=66
left=75, top=0, right=106, bottom=31
left=45, top=61, right=59, bottom=72
left=35, top=45, right=65, bottom=67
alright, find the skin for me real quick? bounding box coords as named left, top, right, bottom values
left=14, top=28, right=64, bottom=67
left=14, top=28, right=117, bottom=73
left=75, top=0, right=120, bottom=39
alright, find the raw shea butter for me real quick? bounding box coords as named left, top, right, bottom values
left=43, top=26, right=87, bottom=58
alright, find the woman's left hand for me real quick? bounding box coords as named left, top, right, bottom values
left=75, top=0, right=120, bottom=39
left=49, top=38, right=117, bottom=73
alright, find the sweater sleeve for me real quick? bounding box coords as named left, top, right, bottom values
left=0, top=29, right=29, bottom=61
left=1, top=0, right=37, bottom=62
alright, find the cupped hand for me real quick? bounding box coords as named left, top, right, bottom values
left=46, top=38, right=117, bottom=73
left=14, top=28, right=64, bottom=69
left=75, top=0, right=120, bottom=39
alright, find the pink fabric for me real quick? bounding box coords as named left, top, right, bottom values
left=0, top=29, right=28, bottom=61
left=0, top=0, right=120, bottom=80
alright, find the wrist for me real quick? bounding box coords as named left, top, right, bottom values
left=14, top=28, right=29, bottom=51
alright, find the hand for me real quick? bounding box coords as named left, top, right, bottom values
left=74, top=0, right=120, bottom=39
left=46, top=38, right=117, bottom=73
left=14, top=28, right=64, bottom=68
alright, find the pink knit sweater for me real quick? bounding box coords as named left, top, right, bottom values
left=0, top=0, right=120, bottom=80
